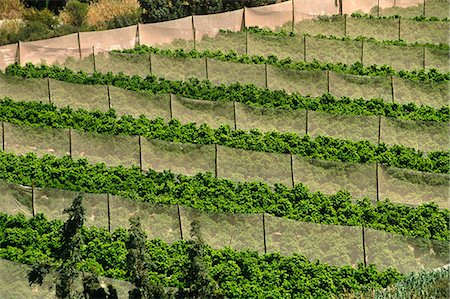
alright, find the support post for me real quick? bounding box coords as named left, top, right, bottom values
left=1, top=122, right=4, bottom=151
left=398, top=17, right=401, bottom=41
left=360, top=40, right=364, bottom=65
left=290, top=152, right=295, bottom=188
left=136, top=24, right=140, bottom=47
left=205, top=56, right=209, bottom=80
left=233, top=101, right=237, bottom=130
left=423, top=0, right=426, bottom=16
left=245, top=31, right=248, bottom=55
left=191, top=15, right=196, bottom=50
left=47, top=77, right=51, bottom=104
left=169, top=94, right=173, bottom=119
left=18, top=41, right=21, bottom=66
left=376, top=162, right=380, bottom=201
left=305, top=109, right=309, bottom=135
left=262, top=213, right=267, bottom=254
left=422, top=46, right=426, bottom=69
left=177, top=204, right=184, bottom=240
left=377, top=115, right=382, bottom=145
left=69, top=128, right=72, bottom=158
left=344, top=14, right=347, bottom=36
left=264, top=63, right=268, bottom=88
left=390, top=75, right=395, bottom=103
left=327, top=70, right=330, bottom=93
left=339, top=0, right=343, bottom=15
left=138, top=135, right=143, bottom=171
left=107, top=194, right=111, bottom=233
left=214, top=144, right=218, bottom=178
left=149, top=52, right=152, bottom=75
left=107, top=85, right=111, bottom=109
left=92, top=46, right=96, bottom=72
left=303, top=35, right=307, bottom=62
left=291, top=0, right=295, bottom=33
left=31, top=182, right=36, bottom=217
left=362, top=226, right=367, bottom=267
left=77, top=32, right=82, bottom=59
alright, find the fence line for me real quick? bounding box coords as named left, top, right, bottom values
left=0, top=121, right=448, bottom=208
left=0, top=178, right=447, bottom=273
left=0, top=74, right=447, bottom=154
left=0, top=0, right=447, bottom=71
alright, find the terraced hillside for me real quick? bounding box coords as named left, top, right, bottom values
left=0, top=0, right=449, bottom=298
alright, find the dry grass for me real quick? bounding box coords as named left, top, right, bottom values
left=0, top=0, right=25, bottom=20
left=86, top=0, right=140, bottom=28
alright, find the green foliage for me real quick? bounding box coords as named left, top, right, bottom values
left=178, top=220, right=221, bottom=298
left=0, top=152, right=448, bottom=241
left=23, top=8, right=58, bottom=29
left=138, top=0, right=277, bottom=23
left=0, top=213, right=405, bottom=298
left=354, top=267, right=450, bottom=298
left=63, top=0, right=89, bottom=27
left=0, top=98, right=448, bottom=173
left=126, top=217, right=165, bottom=299
left=5, top=63, right=449, bottom=123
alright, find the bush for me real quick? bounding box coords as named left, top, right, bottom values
left=86, top=0, right=141, bottom=29
left=0, top=0, right=25, bottom=19
left=59, top=0, right=88, bottom=27
left=138, top=0, right=278, bottom=23
left=23, top=8, right=58, bottom=29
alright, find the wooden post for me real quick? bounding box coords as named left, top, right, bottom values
left=362, top=226, right=367, bottom=267
left=264, top=63, right=268, bottom=88
left=390, top=75, right=395, bottom=103
left=398, top=17, right=401, bottom=41
left=69, top=128, right=72, bottom=158
left=360, top=40, right=364, bottom=65
left=291, top=0, right=295, bottom=33
left=214, top=144, right=218, bottom=178
left=92, top=46, right=96, bottom=72
left=138, top=135, right=143, bottom=171
left=1, top=122, right=4, bottom=151
left=107, top=85, right=111, bottom=109
left=107, top=194, right=111, bottom=233
left=136, top=24, right=140, bottom=47
left=31, top=182, right=36, bottom=217
left=149, top=52, right=152, bottom=75
left=245, top=31, right=248, bottom=55
left=305, top=109, right=309, bottom=135
left=191, top=15, right=196, bottom=50
left=290, top=153, right=295, bottom=188
left=77, top=32, right=82, bottom=59
left=327, top=70, right=330, bottom=93
left=205, top=56, right=209, bottom=80
left=423, top=0, right=426, bottom=16
left=422, top=46, right=426, bottom=69
left=233, top=101, right=237, bottom=130
left=339, top=0, right=343, bottom=15
left=377, top=115, right=382, bottom=145
left=47, top=77, right=51, bottom=104
left=303, top=35, right=307, bottom=62
left=177, top=204, right=184, bottom=240
left=344, top=14, right=347, bottom=36
left=18, top=41, right=21, bottom=66
left=169, top=94, right=173, bottom=119
left=376, top=162, right=380, bottom=201
left=262, top=213, right=267, bottom=254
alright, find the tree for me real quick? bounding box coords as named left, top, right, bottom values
left=28, top=193, right=116, bottom=298
left=126, top=217, right=165, bottom=299
left=178, top=220, right=222, bottom=299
